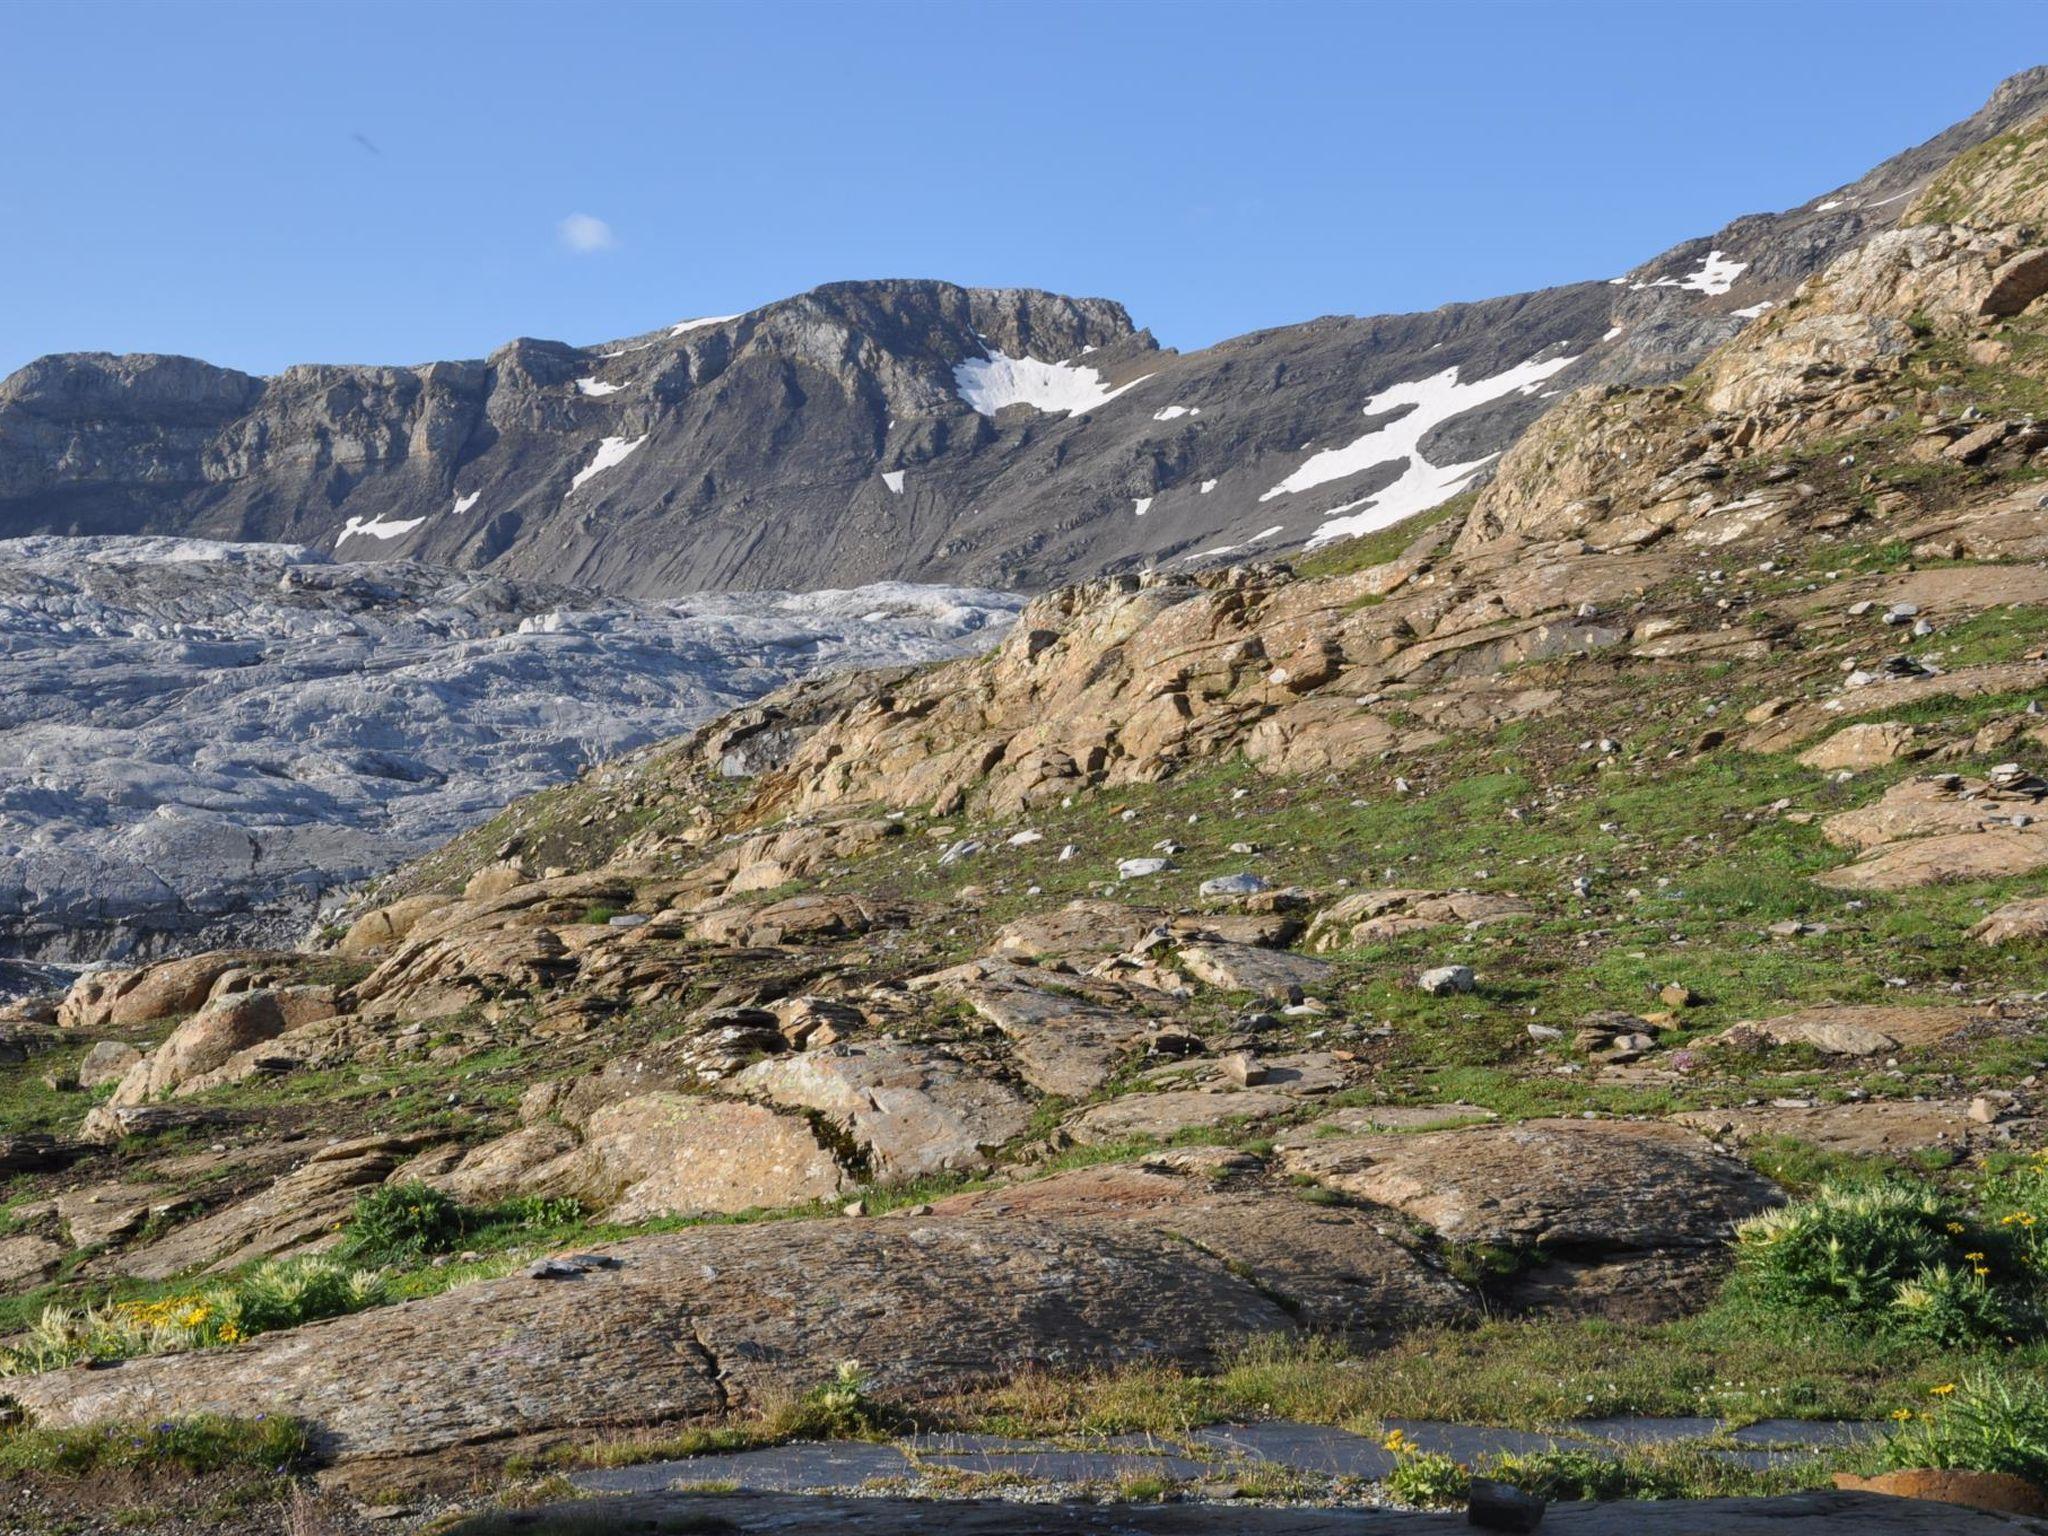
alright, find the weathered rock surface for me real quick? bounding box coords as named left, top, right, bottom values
left=1721, top=1004, right=1983, bottom=1057
left=1065, top=1088, right=1307, bottom=1145
left=10, top=1217, right=1299, bottom=1462
left=1306, top=889, right=1535, bottom=951
left=1677, top=1099, right=1994, bottom=1158
left=1797, top=722, right=1929, bottom=772
left=933, top=1157, right=1475, bottom=1339
left=1972, top=895, right=2048, bottom=946
left=1280, top=1120, right=1780, bottom=1317
left=538, top=1093, right=849, bottom=1221
left=116, top=1134, right=423, bottom=1279
left=733, top=1042, right=1032, bottom=1179
left=107, top=989, right=287, bottom=1105
left=1177, top=941, right=1333, bottom=999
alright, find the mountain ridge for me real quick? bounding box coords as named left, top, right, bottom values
left=6, top=68, right=2046, bottom=596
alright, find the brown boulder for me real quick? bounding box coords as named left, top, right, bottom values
left=0, top=1233, right=63, bottom=1289
left=732, top=1043, right=1032, bottom=1180
left=337, top=894, right=452, bottom=957
left=1720, top=1004, right=1981, bottom=1057
left=545, top=1092, right=847, bottom=1221
left=1971, top=895, right=2048, bottom=946
left=462, top=860, right=530, bottom=902
left=106, top=990, right=287, bottom=1106
left=432, top=1123, right=582, bottom=1205
left=56, top=952, right=250, bottom=1031
left=1817, top=827, right=2048, bottom=891
left=1797, top=722, right=1928, bottom=772
left=693, top=892, right=909, bottom=948
left=75, top=1039, right=142, bottom=1089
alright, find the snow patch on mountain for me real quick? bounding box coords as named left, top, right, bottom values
left=670, top=315, right=739, bottom=338
left=570, top=435, right=647, bottom=493
left=337, top=514, right=426, bottom=547
left=576, top=377, right=623, bottom=397
left=1631, top=250, right=1748, bottom=297
left=1259, top=353, right=1578, bottom=548
left=954, top=352, right=1153, bottom=417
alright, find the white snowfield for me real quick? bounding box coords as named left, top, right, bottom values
left=1188, top=524, right=1284, bottom=561
left=336, top=514, right=427, bottom=548
left=953, top=351, right=1153, bottom=417
left=453, top=492, right=482, bottom=515
left=0, top=537, right=1022, bottom=961
left=1631, top=249, right=1749, bottom=298
left=575, top=376, right=623, bottom=397
left=569, top=434, right=647, bottom=493
left=670, top=314, right=739, bottom=338
left=1254, top=352, right=1578, bottom=547
left=882, top=470, right=907, bottom=494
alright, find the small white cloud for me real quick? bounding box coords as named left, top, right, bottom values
left=557, top=213, right=616, bottom=254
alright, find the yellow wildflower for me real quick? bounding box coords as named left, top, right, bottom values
left=1929, top=1383, right=1957, bottom=1397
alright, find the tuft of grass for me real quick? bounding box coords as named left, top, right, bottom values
left=0, top=1414, right=311, bottom=1477
left=533, top=1361, right=905, bottom=1473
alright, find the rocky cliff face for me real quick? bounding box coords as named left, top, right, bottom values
left=8, top=71, right=2045, bottom=598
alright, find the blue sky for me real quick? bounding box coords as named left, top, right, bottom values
left=2, top=0, right=2043, bottom=376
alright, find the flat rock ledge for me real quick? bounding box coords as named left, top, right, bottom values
left=440, top=1489, right=2029, bottom=1534
left=6, top=1216, right=1294, bottom=1463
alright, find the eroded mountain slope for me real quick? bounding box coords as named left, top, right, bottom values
left=5, top=70, right=2046, bottom=597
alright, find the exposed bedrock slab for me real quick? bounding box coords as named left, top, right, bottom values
left=1279, top=1119, right=1781, bottom=1319
left=8, top=1216, right=1297, bottom=1462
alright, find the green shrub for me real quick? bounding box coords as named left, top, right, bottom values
left=336, top=1181, right=469, bottom=1262
left=580, top=905, right=620, bottom=926
left=494, top=1194, right=585, bottom=1230
left=1731, top=1181, right=2033, bottom=1345
left=0, top=1413, right=311, bottom=1477
left=1881, top=1371, right=2048, bottom=1483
